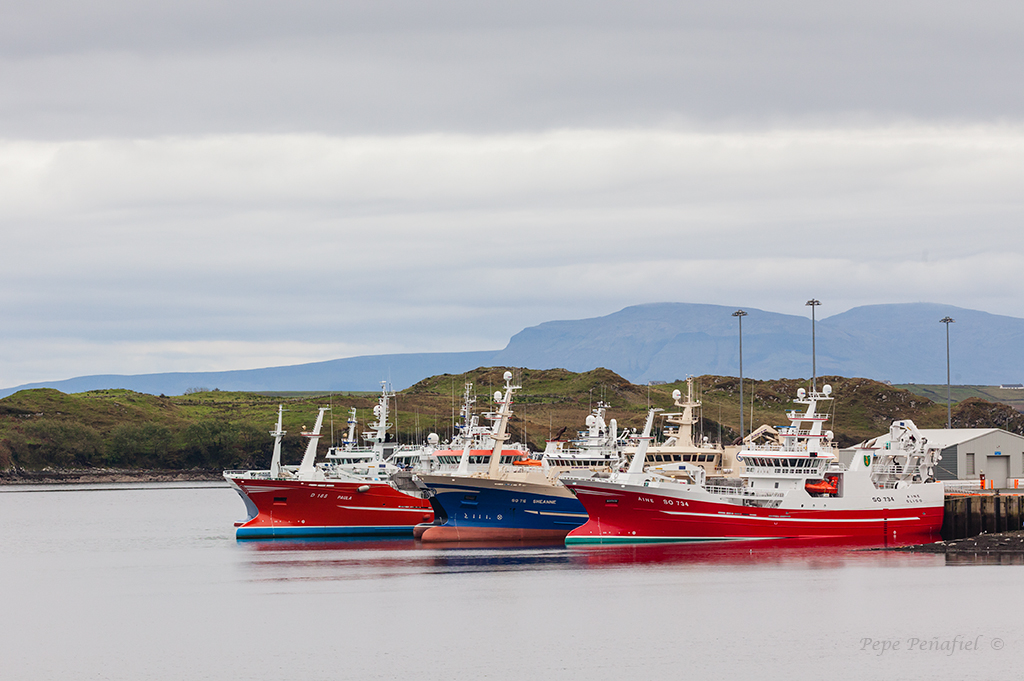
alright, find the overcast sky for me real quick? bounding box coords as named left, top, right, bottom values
left=2, top=1, right=1023, bottom=387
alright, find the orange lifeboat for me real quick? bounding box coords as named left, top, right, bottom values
left=805, top=475, right=839, bottom=495
left=513, top=458, right=543, bottom=467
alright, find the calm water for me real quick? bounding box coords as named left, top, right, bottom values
left=1, top=482, right=1021, bottom=680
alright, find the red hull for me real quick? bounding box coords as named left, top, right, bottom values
left=565, top=482, right=943, bottom=544
left=230, top=477, right=433, bottom=538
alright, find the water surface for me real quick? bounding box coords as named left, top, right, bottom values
left=1, top=483, right=1018, bottom=680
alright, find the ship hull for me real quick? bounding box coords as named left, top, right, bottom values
left=415, top=474, right=588, bottom=542
left=227, top=477, right=434, bottom=539
left=564, top=480, right=944, bottom=545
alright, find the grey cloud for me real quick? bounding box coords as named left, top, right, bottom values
left=2, top=2, right=1023, bottom=138
left=2, top=3, right=1023, bottom=386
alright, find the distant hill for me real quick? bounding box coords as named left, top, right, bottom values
left=5, top=368, right=1023, bottom=475
left=0, top=351, right=499, bottom=398
left=2, top=302, right=1022, bottom=397
left=493, top=302, right=1024, bottom=386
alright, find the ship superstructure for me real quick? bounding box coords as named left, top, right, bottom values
left=563, top=385, right=945, bottom=544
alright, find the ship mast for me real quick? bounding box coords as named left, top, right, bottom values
left=781, top=385, right=833, bottom=455
left=297, top=407, right=330, bottom=478
left=486, top=371, right=520, bottom=478
left=268, top=405, right=286, bottom=478
left=456, top=383, right=476, bottom=475
left=627, top=408, right=661, bottom=475
left=364, top=382, right=394, bottom=459
left=341, top=407, right=358, bottom=450
left=668, top=376, right=701, bottom=448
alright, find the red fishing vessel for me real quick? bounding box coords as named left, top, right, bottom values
left=563, top=386, right=945, bottom=544
left=224, top=386, right=434, bottom=538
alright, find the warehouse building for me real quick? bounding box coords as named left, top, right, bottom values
left=844, top=427, right=1024, bottom=487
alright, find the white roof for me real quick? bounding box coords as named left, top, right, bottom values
left=912, top=429, right=1009, bottom=448
left=851, top=427, right=1024, bottom=450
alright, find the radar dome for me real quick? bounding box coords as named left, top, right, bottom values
left=823, top=384, right=832, bottom=395
left=672, top=389, right=681, bottom=400
left=797, top=388, right=806, bottom=398
left=586, top=414, right=597, bottom=427
left=427, top=433, right=440, bottom=445
left=824, top=430, right=834, bottom=440
left=494, top=390, right=502, bottom=402
left=503, top=370, right=512, bottom=381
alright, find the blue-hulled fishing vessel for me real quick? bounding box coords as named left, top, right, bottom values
left=413, top=371, right=623, bottom=541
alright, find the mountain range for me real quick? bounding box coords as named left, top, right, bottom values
left=2, top=302, right=1021, bottom=397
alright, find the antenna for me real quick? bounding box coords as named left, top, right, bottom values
left=393, top=384, right=399, bottom=445
left=750, top=388, right=754, bottom=434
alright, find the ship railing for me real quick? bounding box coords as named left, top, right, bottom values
left=223, top=470, right=272, bottom=480
left=785, top=411, right=830, bottom=421
left=744, top=443, right=836, bottom=454
left=943, top=480, right=984, bottom=493
left=871, top=464, right=906, bottom=475
left=744, top=444, right=787, bottom=452
left=743, top=466, right=826, bottom=476
left=782, top=429, right=826, bottom=437
left=703, top=484, right=785, bottom=499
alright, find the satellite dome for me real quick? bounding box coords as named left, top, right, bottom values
left=503, top=371, right=513, bottom=381
left=672, top=389, right=682, bottom=400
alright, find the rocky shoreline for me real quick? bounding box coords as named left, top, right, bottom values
left=0, top=468, right=225, bottom=485
left=895, top=530, right=1024, bottom=554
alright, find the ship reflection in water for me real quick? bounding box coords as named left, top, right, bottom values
left=235, top=535, right=946, bottom=581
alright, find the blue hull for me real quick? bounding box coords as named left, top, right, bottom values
left=236, top=525, right=415, bottom=539
left=417, top=476, right=588, bottom=540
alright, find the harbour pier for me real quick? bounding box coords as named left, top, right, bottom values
left=942, top=493, right=1024, bottom=540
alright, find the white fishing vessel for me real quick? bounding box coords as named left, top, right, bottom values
left=425, top=382, right=532, bottom=472
left=622, top=377, right=735, bottom=477
left=324, top=384, right=434, bottom=476
left=540, top=401, right=626, bottom=470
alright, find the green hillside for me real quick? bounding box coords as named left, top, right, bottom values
left=898, top=384, right=1024, bottom=412
left=3, top=369, right=1024, bottom=478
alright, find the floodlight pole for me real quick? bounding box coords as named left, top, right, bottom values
left=733, top=309, right=748, bottom=441
left=806, top=299, right=821, bottom=392
left=940, top=316, right=955, bottom=429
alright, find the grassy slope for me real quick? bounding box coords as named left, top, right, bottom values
left=3, top=369, right=1024, bottom=472
left=898, top=384, right=1024, bottom=411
